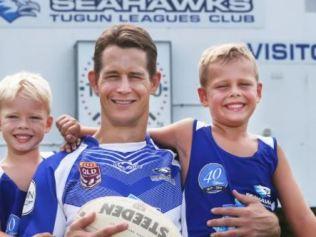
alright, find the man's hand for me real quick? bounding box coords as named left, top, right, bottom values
left=65, top=212, right=128, bottom=237
left=56, top=114, right=81, bottom=152
left=207, top=190, right=280, bottom=237
left=33, top=233, right=53, bottom=237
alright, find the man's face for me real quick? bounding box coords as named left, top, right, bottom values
left=89, top=45, right=160, bottom=127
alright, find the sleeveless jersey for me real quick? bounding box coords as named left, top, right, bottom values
left=183, top=120, right=278, bottom=237
left=0, top=166, right=26, bottom=236
left=0, top=153, right=54, bottom=235
left=19, top=136, right=182, bottom=237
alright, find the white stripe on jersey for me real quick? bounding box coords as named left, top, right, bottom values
left=53, top=144, right=88, bottom=235
left=181, top=190, right=188, bottom=237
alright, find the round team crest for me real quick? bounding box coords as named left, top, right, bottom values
left=198, top=163, right=228, bottom=194
left=22, top=180, right=36, bottom=215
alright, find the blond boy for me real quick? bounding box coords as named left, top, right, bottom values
left=0, top=72, right=53, bottom=236
left=150, top=43, right=316, bottom=236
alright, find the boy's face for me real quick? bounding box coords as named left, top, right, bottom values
left=0, top=93, right=53, bottom=155
left=198, top=58, right=262, bottom=127
left=88, top=45, right=160, bottom=127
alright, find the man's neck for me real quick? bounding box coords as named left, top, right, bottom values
left=95, top=122, right=147, bottom=144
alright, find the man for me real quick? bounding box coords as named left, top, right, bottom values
left=21, top=24, right=280, bottom=237
left=19, top=24, right=182, bottom=236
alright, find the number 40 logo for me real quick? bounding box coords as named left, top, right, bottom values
left=198, top=163, right=228, bottom=194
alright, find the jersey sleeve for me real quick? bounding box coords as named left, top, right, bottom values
left=19, top=155, right=66, bottom=236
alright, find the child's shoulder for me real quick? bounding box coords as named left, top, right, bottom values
left=0, top=164, right=4, bottom=178
left=194, top=120, right=211, bottom=130
left=38, top=150, right=70, bottom=169
left=255, top=134, right=276, bottom=150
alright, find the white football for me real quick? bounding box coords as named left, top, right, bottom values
left=76, top=196, right=181, bottom=237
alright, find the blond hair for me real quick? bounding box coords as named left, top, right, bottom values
left=0, top=72, right=52, bottom=114
left=199, top=43, right=259, bottom=87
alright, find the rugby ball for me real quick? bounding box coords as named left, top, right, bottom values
left=76, top=196, right=181, bottom=237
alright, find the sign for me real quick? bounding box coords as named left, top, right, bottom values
left=75, top=40, right=172, bottom=128
left=247, top=42, right=316, bottom=64
left=0, top=0, right=265, bottom=28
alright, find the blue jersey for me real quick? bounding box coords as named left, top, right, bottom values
left=19, top=136, right=182, bottom=236
left=182, top=120, right=278, bottom=237
left=0, top=166, right=26, bottom=236
left=0, top=153, right=54, bottom=235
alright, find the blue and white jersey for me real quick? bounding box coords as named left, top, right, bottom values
left=0, top=166, right=27, bottom=236
left=182, top=120, right=278, bottom=237
left=0, top=153, right=54, bottom=235
left=19, top=136, right=182, bottom=237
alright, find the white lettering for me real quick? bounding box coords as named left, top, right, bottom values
left=97, top=0, right=121, bottom=11
left=77, top=0, right=95, bottom=11
left=172, top=0, right=205, bottom=11
left=148, top=0, right=173, bottom=11
left=122, top=0, right=146, bottom=11
left=51, top=0, right=74, bottom=11
left=229, top=0, right=252, bottom=11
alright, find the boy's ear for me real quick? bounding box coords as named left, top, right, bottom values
left=197, top=87, right=209, bottom=107
left=45, top=116, right=54, bottom=133
left=88, top=70, right=99, bottom=96
left=257, top=81, right=263, bottom=102
left=150, top=71, right=161, bottom=95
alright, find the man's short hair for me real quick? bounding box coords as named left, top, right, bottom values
left=93, top=24, right=157, bottom=78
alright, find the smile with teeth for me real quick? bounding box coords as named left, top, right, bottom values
left=225, top=103, right=245, bottom=111
left=111, top=99, right=136, bottom=104
left=14, top=134, right=33, bottom=143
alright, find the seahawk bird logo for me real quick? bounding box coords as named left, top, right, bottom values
left=0, top=0, right=40, bottom=23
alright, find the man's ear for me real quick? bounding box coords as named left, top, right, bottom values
left=88, top=70, right=99, bottom=96
left=150, top=71, right=161, bottom=95
left=45, top=116, right=54, bottom=134
left=197, top=87, right=209, bottom=107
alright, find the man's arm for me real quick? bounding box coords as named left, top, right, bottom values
left=207, top=190, right=280, bottom=237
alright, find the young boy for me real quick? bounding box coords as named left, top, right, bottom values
left=58, top=43, right=316, bottom=237
left=153, top=43, right=316, bottom=236
left=0, top=72, right=53, bottom=236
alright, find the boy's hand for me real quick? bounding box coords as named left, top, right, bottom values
left=207, top=190, right=280, bottom=237
left=65, top=212, right=128, bottom=237
left=56, top=114, right=81, bottom=152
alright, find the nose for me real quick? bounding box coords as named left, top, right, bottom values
left=17, top=118, right=29, bottom=129
left=117, top=76, right=132, bottom=93
left=229, top=84, right=241, bottom=97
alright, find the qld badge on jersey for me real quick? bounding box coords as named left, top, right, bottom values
left=79, top=162, right=101, bottom=188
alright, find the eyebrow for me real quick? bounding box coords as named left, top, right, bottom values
left=129, top=72, right=145, bottom=77
left=103, top=70, right=119, bottom=75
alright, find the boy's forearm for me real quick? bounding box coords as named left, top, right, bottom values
left=80, top=126, right=98, bottom=137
